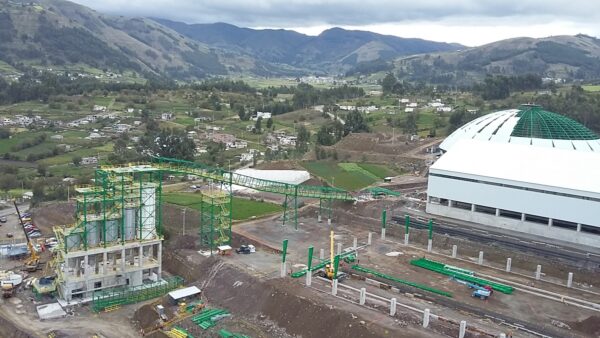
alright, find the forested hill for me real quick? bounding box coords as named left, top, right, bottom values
left=0, top=0, right=303, bottom=79
left=391, top=34, right=600, bottom=84
left=154, top=18, right=463, bottom=73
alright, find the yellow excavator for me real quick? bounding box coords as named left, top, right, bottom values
left=14, top=201, right=39, bottom=272
left=316, top=231, right=348, bottom=281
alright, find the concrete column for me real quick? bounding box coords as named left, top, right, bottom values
left=319, top=248, right=325, bottom=260
left=427, top=239, right=433, bottom=252
left=499, top=334, right=506, bottom=338
left=359, top=288, right=366, bottom=305
left=577, top=223, right=582, bottom=232
left=452, top=245, right=457, bottom=258
left=459, top=320, right=466, bottom=338
left=448, top=200, right=452, bottom=207
left=390, top=298, right=397, bottom=316
left=521, top=213, right=526, bottom=221
left=306, top=271, right=312, bottom=286
left=103, top=252, right=108, bottom=275
left=470, top=204, right=476, bottom=212
left=404, top=233, right=409, bottom=245
left=353, top=237, right=358, bottom=250
left=157, top=243, right=162, bottom=277
left=139, top=245, right=144, bottom=267
left=280, top=262, right=286, bottom=278
left=506, top=258, right=512, bottom=272
left=337, top=243, right=342, bottom=255
left=327, top=219, right=331, bottom=226
left=83, top=255, right=89, bottom=279
left=367, top=232, right=372, bottom=245
left=332, top=279, right=338, bottom=296
left=318, top=215, right=322, bottom=223
left=381, top=228, right=386, bottom=240
left=422, top=308, right=430, bottom=328
left=495, top=208, right=500, bottom=217
left=567, top=272, right=573, bottom=288
left=548, top=218, right=553, bottom=227
left=478, top=251, right=483, bottom=265
left=121, top=248, right=126, bottom=272
left=535, top=265, right=542, bottom=280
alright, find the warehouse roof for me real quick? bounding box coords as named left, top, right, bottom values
left=431, top=139, right=600, bottom=198
left=440, top=105, right=600, bottom=152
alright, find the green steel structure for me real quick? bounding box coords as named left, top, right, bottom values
left=351, top=265, right=453, bottom=297
left=199, top=191, right=232, bottom=251
left=152, top=157, right=354, bottom=229
left=91, top=276, right=183, bottom=312
left=512, top=105, right=599, bottom=140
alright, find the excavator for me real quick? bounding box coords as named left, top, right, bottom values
left=14, top=201, right=40, bottom=272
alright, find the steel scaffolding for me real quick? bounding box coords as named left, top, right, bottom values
left=199, top=190, right=232, bottom=252
left=91, top=276, right=183, bottom=312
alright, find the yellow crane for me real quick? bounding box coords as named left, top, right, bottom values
left=14, top=201, right=39, bottom=271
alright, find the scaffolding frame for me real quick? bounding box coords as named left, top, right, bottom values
left=199, top=190, right=232, bottom=252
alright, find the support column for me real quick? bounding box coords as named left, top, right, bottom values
left=139, top=245, right=144, bottom=267
left=448, top=200, right=453, bottom=207
left=367, top=232, right=372, bottom=245
left=121, top=248, right=126, bottom=272
left=280, top=262, right=286, bottom=278
left=332, top=279, right=338, bottom=295
left=567, top=272, right=573, bottom=288
left=478, top=251, right=483, bottom=265
left=452, top=245, right=457, bottom=258
left=427, top=239, right=433, bottom=252
left=506, top=258, right=512, bottom=272
left=103, top=252, right=108, bottom=275
left=577, top=223, right=582, bottom=232
left=521, top=213, right=526, bottom=221
left=470, top=204, right=475, bottom=212
left=548, top=218, right=553, bottom=227
left=318, top=215, right=322, bottom=223
left=423, top=308, right=430, bottom=328
left=381, top=228, right=386, bottom=240
left=535, top=265, right=542, bottom=280
left=495, top=208, right=500, bottom=217
left=390, top=298, right=397, bottom=316
left=83, top=255, right=89, bottom=279
left=327, top=219, right=331, bottom=226
left=157, top=243, right=162, bottom=278
left=459, top=320, right=466, bottom=338
left=320, top=248, right=325, bottom=260
left=337, top=242, right=342, bottom=255
left=359, top=288, right=366, bottom=305
left=353, top=237, right=358, bottom=250
left=500, top=334, right=506, bottom=338
left=305, top=271, right=312, bottom=286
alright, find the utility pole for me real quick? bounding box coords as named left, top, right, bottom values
left=182, top=208, right=187, bottom=236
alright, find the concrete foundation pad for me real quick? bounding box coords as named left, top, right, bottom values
left=37, top=303, right=67, bottom=320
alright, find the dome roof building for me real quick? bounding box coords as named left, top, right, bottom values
left=427, top=105, right=600, bottom=248
left=440, top=105, right=600, bottom=152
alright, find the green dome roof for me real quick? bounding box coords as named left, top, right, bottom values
left=512, top=105, right=599, bottom=140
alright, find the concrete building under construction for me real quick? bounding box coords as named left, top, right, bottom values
left=53, top=165, right=164, bottom=302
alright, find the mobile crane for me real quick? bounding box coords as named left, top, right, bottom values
left=315, top=231, right=348, bottom=281
left=14, top=201, right=39, bottom=272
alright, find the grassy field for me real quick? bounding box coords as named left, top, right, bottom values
left=162, top=192, right=283, bottom=221
left=0, top=131, right=49, bottom=153
left=582, top=85, right=600, bottom=92
left=302, top=161, right=400, bottom=190
left=356, top=163, right=398, bottom=178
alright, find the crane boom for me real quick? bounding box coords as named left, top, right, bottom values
left=14, top=201, right=39, bottom=270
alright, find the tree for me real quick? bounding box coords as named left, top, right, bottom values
left=345, top=110, right=370, bottom=134
left=254, top=117, right=262, bottom=134
left=402, top=113, right=418, bottom=135
left=266, top=117, right=273, bottom=129
left=381, top=73, right=398, bottom=94
left=0, top=128, right=10, bottom=139
left=37, top=163, right=47, bottom=177
left=296, top=125, right=310, bottom=154
left=72, top=155, right=82, bottom=166
left=0, top=174, right=17, bottom=192
left=138, top=129, right=196, bottom=161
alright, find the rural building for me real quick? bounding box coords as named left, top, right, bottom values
left=427, top=105, right=600, bottom=247
left=81, top=157, right=99, bottom=165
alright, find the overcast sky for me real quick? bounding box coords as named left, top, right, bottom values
left=71, top=0, right=600, bottom=46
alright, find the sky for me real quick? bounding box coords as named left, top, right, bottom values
left=70, top=0, right=600, bottom=46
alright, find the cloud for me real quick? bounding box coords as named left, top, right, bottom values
left=70, top=0, right=600, bottom=45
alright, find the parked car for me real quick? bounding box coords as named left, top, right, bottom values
left=0, top=216, right=7, bottom=223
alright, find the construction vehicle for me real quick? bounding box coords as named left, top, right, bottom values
left=315, top=231, right=348, bottom=281
left=468, top=282, right=493, bottom=300
left=1, top=271, right=22, bottom=298
left=14, top=202, right=40, bottom=272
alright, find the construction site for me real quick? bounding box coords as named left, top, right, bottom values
left=1, top=151, right=600, bottom=338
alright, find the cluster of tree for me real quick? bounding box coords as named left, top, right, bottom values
left=346, top=60, right=394, bottom=77
left=316, top=121, right=345, bottom=146
left=137, top=128, right=196, bottom=161
left=344, top=110, right=370, bottom=134
left=474, top=74, right=543, bottom=100
left=314, top=146, right=339, bottom=160
left=535, top=85, right=600, bottom=134
left=192, top=79, right=255, bottom=93
left=381, top=73, right=406, bottom=95
left=295, top=125, right=311, bottom=154
left=24, top=146, right=63, bottom=162
left=447, top=108, right=483, bottom=134
left=0, top=128, right=10, bottom=139
left=293, top=83, right=365, bottom=109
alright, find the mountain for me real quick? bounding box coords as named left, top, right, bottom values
left=0, top=0, right=306, bottom=79
left=154, top=18, right=463, bottom=73
left=394, top=34, right=600, bottom=84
